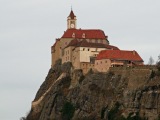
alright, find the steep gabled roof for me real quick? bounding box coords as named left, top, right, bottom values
left=62, top=29, right=107, bottom=39
left=96, top=50, right=143, bottom=62
left=68, top=10, right=76, bottom=19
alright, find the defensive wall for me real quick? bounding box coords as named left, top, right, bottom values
left=109, top=65, right=157, bottom=89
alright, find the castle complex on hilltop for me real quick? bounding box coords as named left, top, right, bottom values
left=51, top=10, right=144, bottom=74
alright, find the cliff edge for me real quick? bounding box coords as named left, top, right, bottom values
left=26, top=60, right=160, bottom=120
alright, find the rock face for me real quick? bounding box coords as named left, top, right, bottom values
left=27, top=61, right=160, bottom=120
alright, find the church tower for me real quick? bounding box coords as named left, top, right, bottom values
left=67, top=10, right=77, bottom=29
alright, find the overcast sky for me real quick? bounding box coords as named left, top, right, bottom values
left=0, top=0, right=160, bottom=120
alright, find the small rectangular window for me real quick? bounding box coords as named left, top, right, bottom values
left=83, top=48, right=85, bottom=51
left=88, top=48, right=90, bottom=51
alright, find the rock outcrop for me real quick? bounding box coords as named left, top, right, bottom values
left=27, top=61, right=160, bottom=120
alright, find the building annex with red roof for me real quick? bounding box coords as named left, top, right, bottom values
left=51, top=10, right=143, bottom=74
left=95, top=50, right=144, bottom=72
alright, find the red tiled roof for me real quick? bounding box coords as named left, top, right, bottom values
left=66, top=39, right=107, bottom=48
left=62, top=29, right=107, bottom=39
left=66, top=39, right=119, bottom=50
left=96, top=50, right=143, bottom=62
left=105, top=45, right=119, bottom=50
left=68, top=10, right=76, bottom=19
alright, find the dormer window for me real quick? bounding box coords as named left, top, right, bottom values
left=82, top=33, right=85, bottom=38
left=72, top=33, right=75, bottom=38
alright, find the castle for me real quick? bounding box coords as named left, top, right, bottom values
left=51, top=10, right=144, bottom=74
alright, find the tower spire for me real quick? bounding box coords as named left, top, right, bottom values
left=67, top=9, right=77, bottom=29
left=68, top=8, right=76, bottom=19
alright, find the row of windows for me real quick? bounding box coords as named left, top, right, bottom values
left=82, top=48, right=90, bottom=51
left=82, top=64, right=94, bottom=66
left=82, top=48, right=100, bottom=52
left=96, top=60, right=107, bottom=65
left=81, top=64, right=95, bottom=69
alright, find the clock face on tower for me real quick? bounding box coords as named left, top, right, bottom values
left=70, top=24, right=75, bottom=28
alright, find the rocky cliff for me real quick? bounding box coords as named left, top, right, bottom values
left=27, top=60, right=160, bottom=120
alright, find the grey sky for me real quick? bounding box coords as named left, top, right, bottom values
left=0, top=0, right=160, bottom=120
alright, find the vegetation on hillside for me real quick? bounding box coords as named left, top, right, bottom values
left=61, top=101, right=75, bottom=120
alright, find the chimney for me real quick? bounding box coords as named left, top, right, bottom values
left=133, top=50, right=136, bottom=55
left=72, top=33, right=75, bottom=38
left=82, top=33, right=85, bottom=38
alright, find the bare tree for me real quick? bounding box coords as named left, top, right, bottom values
left=148, top=56, right=154, bottom=65
left=157, top=54, right=160, bottom=71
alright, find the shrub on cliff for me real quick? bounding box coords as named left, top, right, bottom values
left=108, top=102, right=121, bottom=120
left=62, top=101, right=75, bottom=120
left=101, top=107, right=107, bottom=119
left=150, top=70, right=156, bottom=79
